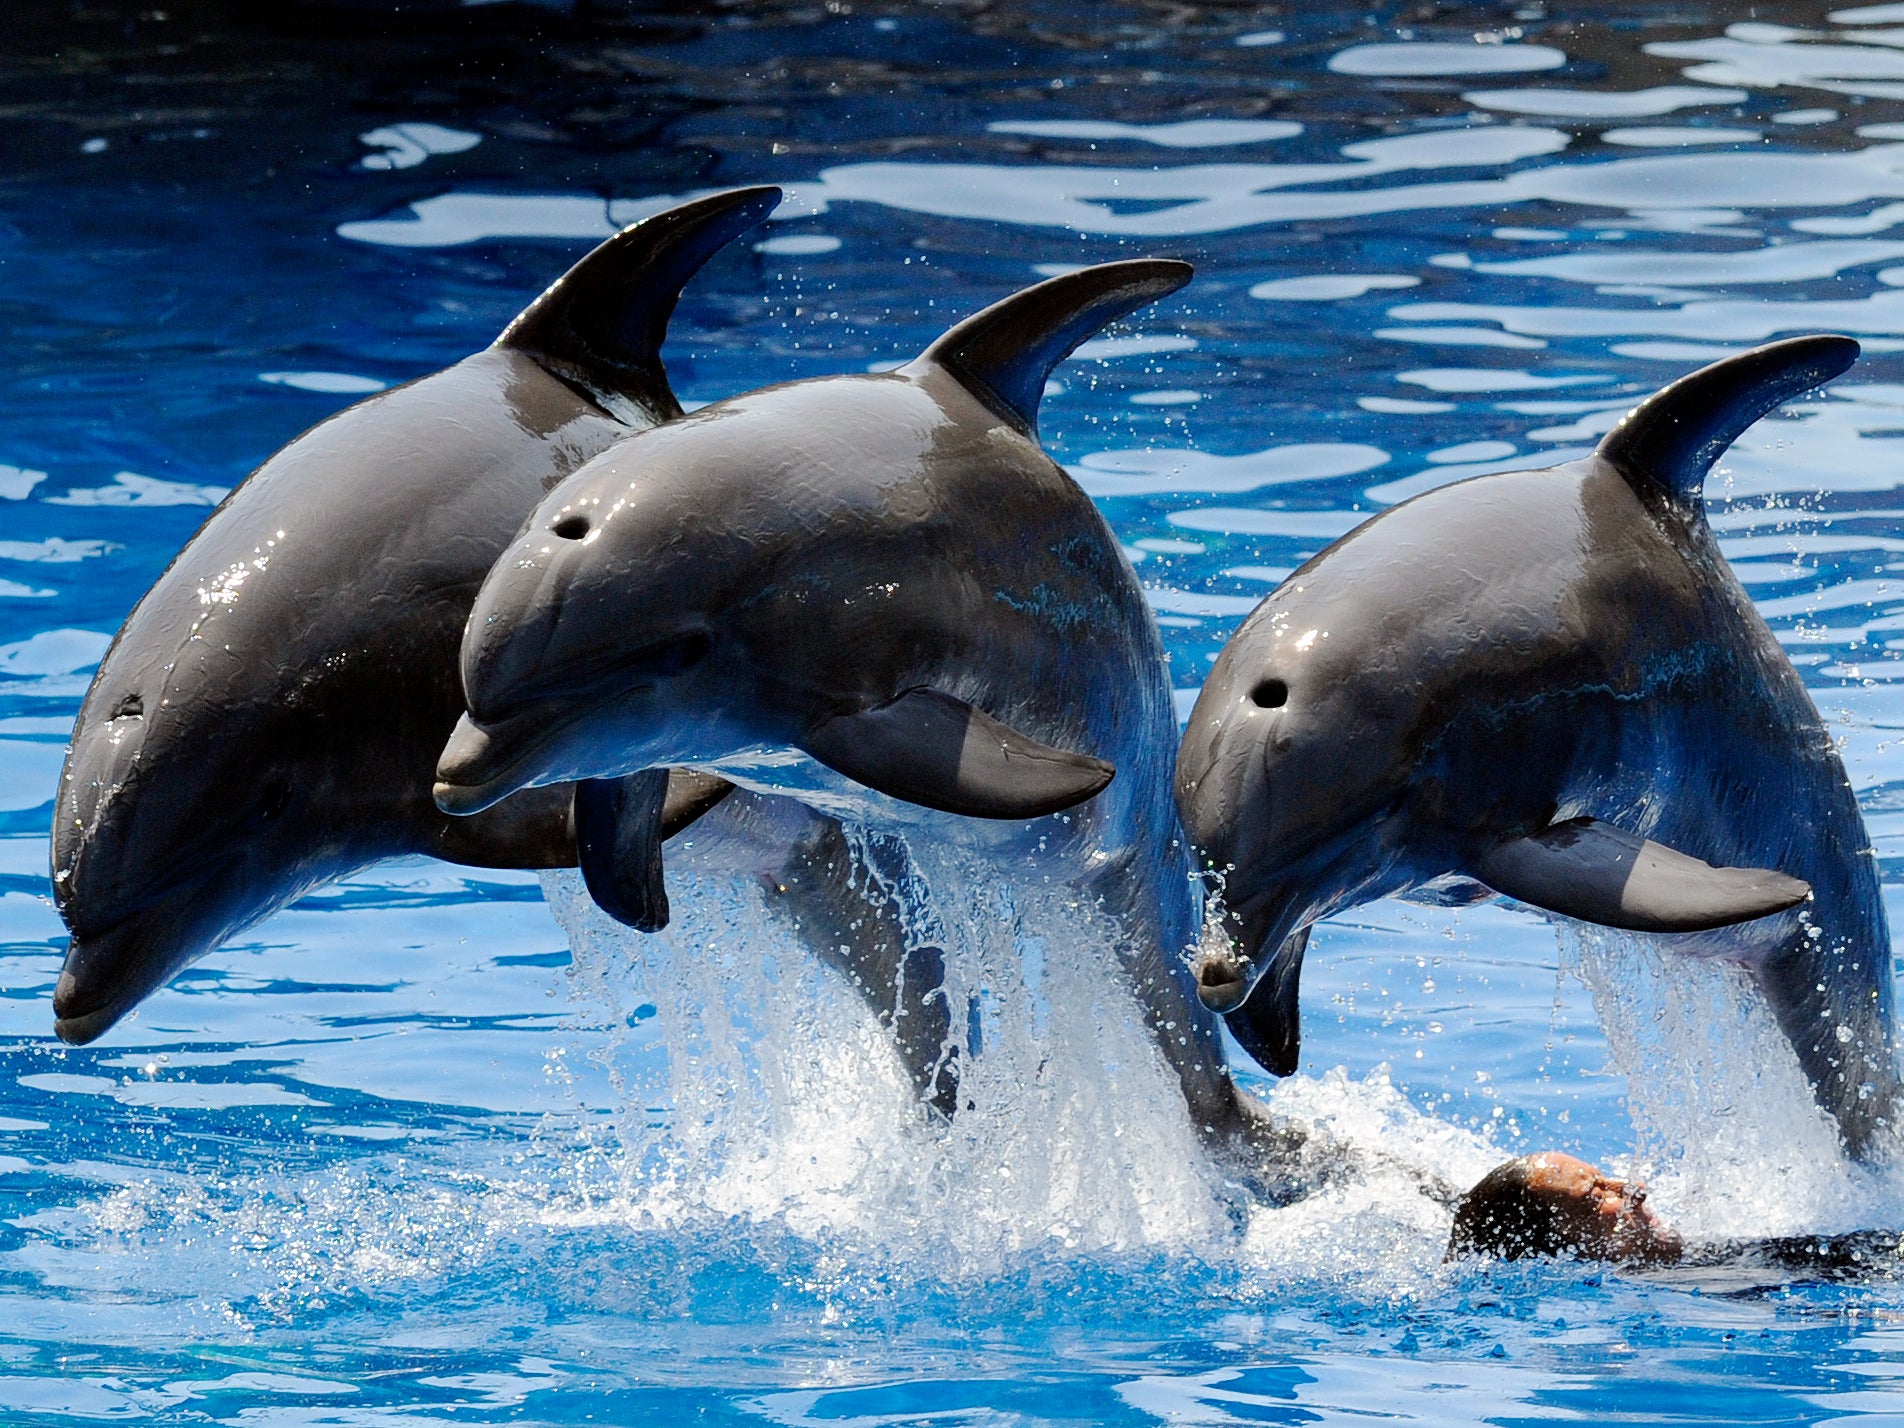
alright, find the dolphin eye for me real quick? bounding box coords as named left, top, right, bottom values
left=259, top=777, right=293, bottom=823
left=638, top=631, right=712, bottom=678
left=1250, top=678, right=1288, bottom=710
left=551, top=513, right=590, bottom=540
left=111, top=694, right=143, bottom=720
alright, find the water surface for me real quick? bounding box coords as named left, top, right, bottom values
left=6, top=2, right=1904, bottom=1422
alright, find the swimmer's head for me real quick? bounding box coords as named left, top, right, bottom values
left=1448, top=1152, right=1684, bottom=1264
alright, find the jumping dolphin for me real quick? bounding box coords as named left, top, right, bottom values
left=1176, top=336, right=1902, bottom=1156
left=433, top=261, right=1247, bottom=1133
left=50, top=187, right=953, bottom=1102
left=51, top=188, right=779, bottom=1042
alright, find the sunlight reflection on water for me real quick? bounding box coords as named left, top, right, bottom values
left=8, top=3, right=1904, bottom=1421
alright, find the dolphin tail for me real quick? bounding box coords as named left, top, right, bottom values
left=906, top=258, right=1193, bottom=436
left=1597, top=334, right=1859, bottom=514
left=497, top=185, right=782, bottom=422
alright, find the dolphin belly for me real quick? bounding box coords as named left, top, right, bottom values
left=1642, top=670, right=1902, bottom=1155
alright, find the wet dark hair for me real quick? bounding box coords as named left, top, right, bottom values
left=1447, top=1157, right=1575, bottom=1260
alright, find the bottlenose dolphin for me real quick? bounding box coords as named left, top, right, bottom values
left=1176, top=336, right=1902, bottom=1156
left=433, top=261, right=1247, bottom=1132
left=49, top=187, right=956, bottom=1097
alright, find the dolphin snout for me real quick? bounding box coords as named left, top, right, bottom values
left=1194, top=948, right=1249, bottom=1013
left=433, top=706, right=578, bottom=816
left=1179, top=720, right=1279, bottom=1014
left=436, top=714, right=500, bottom=790
left=448, top=671, right=581, bottom=819
left=52, top=964, right=94, bottom=1021
left=52, top=923, right=149, bottom=1045
left=53, top=966, right=121, bottom=1045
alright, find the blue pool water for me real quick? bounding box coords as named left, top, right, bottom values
left=9, top=1, right=1904, bottom=1420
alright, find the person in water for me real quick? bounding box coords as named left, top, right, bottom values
left=1448, top=1152, right=1900, bottom=1280
left=1449, top=1152, right=1683, bottom=1263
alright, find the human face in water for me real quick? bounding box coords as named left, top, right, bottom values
left=1523, top=1152, right=1683, bottom=1264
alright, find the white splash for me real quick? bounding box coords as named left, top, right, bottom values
left=1242, top=1066, right=1504, bottom=1296
left=41, top=864, right=1904, bottom=1312
left=542, top=851, right=1231, bottom=1277
left=528, top=844, right=1530, bottom=1300
left=1559, top=925, right=1904, bottom=1242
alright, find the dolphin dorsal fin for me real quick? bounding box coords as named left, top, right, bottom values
left=906, top=259, right=1193, bottom=437
left=498, top=185, right=781, bottom=423
left=1596, top=335, right=1859, bottom=515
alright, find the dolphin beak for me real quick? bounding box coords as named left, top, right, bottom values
left=52, top=837, right=253, bottom=1045
left=54, top=986, right=126, bottom=1046
left=53, top=921, right=151, bottom=1045
left=434, top=710, right=567, bottom=816
left=1190, top=884, right=1298, bottom=1015
left=1176, top=701, right=1282, bottom=1010
left=1193, top=948, right=1250, bottom=1013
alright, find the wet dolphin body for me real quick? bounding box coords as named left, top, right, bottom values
left=433, top=261, right=1248, bottom=1133
left=1177, top=336, right=1903, bottom=1156
left=51, top=188, right=773, bottom=1041
left=51, top=188, right=955, bottom=1104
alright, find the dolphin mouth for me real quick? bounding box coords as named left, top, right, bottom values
left=53, top=916, right=152, bottom=1045
left=1194, top=948, right=1250, bottom=1013
left=52, top=850, right=247, bottom=1044
left=54, top=989, right=130, bottom=1047
left=434, top=706, right=589, bottom=816
left=1191, top=885, right=1291, bottom=1014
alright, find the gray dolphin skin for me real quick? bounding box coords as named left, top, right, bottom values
left=435, top=261, right=1246, bottom=1132
left=50, top=189, right=800, bottom=1046
left=1177, top=335, right=1902, bottom=1156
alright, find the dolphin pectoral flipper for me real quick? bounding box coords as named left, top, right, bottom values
left=1475, top=817, right=1811, bottom=934
left=572, top=769, right=734, bottom=932
left=908, top=258, right=1193, bottom=436
left=1598, top=334, right=1860, bottom=512
left=498, top=185, right=782, bottom=421
left=802, top=687, right=1114, bottom=820
left=1225, top=926, right=1310, bottom=1078
left=428, top=771, right=732, bottom=876
left=574, top=769, right=673, bottom=932
left=768, top=821, right=960, bottom=1118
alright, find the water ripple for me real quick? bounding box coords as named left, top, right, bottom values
left=11, top=4, right=1904, bottom=1419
